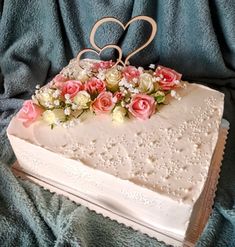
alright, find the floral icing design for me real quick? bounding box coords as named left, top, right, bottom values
left=17, top=61, right=183, bottom=128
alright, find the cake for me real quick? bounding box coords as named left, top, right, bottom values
left=7, top=58, right=224, bottom=243
left=7, top=16, right=225, bottom=246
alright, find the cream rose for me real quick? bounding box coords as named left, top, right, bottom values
left=105, top=68, right=122, bottom=91
left=138, top=73, right=154, bottom=93
left=37, top=88, right=55, bottom=108
left=43, top=109, right=66, bottom=125
left=112, top=106, right=127, bottom=123
left=73, top=69, right=90, bottom=82
left=73, top=91, right=91, bottom=109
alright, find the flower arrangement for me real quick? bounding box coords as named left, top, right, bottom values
left=17, top=60, right=183, bottom=128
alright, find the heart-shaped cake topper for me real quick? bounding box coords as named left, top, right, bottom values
left=77, top=15, right=157, bottom=68
left=76, top=44, right=125, bottom=68
left=27, top=16, right=184, bottom=127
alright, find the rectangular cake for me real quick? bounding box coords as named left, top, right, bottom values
left=7, top=59, right=224, bottom=246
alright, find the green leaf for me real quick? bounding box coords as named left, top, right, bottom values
left=154, top=91, right=166, bottom=104
left=156, top=95, right=165, bottom=103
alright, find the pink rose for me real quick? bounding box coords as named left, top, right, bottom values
left=92, top=92, right=115, bottom=114
left=123, top=66, right=140, bottom=81
left=128, top=94, right=156, bottom=120
left=53, top=74, right=69, bottom=89
left=62, top=80, right=84, bottom=99
left=85, top=77, right=106, bottom=95
left=114, top=91, right=124, bottom=102
left=17, top=100, right=43, bottom=127
left=92, top=60, right=114, bottom=70
left=154, top=66, right=182, bottom=90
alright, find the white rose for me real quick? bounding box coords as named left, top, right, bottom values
left=105, top=68, right=122, bottom=91
left=73, top=69, right=90, bottom=82
left=37, top=88, right=56, bottom=108
left=138, top=73, right=154, bottom=93
left=73, top=91, right=91, bottom=109
left=43, top=109, right=66, bottom=125
left=112, top=106, right=127, bottom=123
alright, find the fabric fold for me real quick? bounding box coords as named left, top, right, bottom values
left=0, top=0, right=235, bottom=246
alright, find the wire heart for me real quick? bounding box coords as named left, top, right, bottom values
left=89, top=16, right=157, bottom=65
left=76, top=44, right=124, bottom=69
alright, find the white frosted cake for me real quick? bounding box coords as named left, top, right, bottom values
left=7, top=57, right=224, bottom=245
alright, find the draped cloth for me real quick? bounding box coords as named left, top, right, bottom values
left=0, top=1, right=235, bottom=246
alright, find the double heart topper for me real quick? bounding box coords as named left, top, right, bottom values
left=77, top=16, right=157, bottom=68
left=17, top=16, right=185, bottom=128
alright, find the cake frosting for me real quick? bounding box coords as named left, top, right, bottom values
left=7, top=58, right=224, bottom=244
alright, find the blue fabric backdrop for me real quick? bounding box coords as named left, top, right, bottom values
left=0, top=0, right=235, bottom=246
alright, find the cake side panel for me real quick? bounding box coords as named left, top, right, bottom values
left=7, top=133, right=193, bottom=239
left=7, top=82, right=225, bottom=206
left=185, top=123, right=228, bottom=244
left=12, top=169, right=187, bottom=247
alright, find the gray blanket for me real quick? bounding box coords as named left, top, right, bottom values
left=0, top=0, right=235, bottom=246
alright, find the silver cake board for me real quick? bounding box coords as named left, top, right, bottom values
left=11, top=119, right=229, bottom=247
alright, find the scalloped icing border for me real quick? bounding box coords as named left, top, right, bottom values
left=12, top=169, right=181, bottom=246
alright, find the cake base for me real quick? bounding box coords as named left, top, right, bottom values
left=11, top=119, right=229, bottom=247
